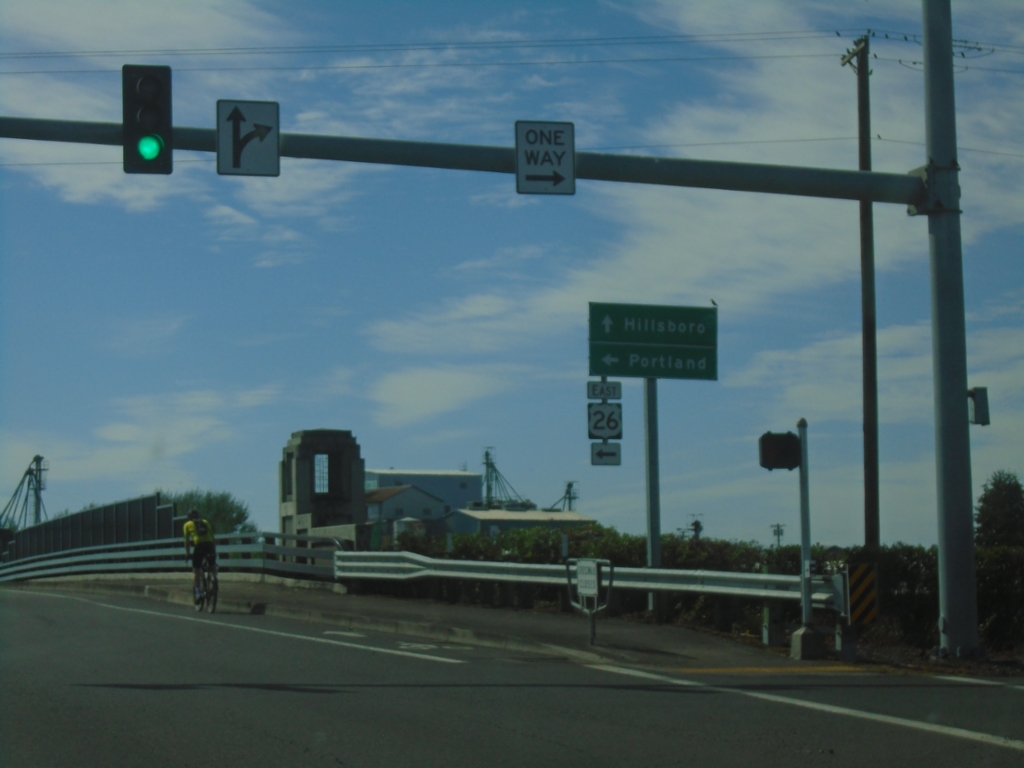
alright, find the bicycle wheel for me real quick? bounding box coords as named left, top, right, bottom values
left=205, top=561, right=218, bottom=614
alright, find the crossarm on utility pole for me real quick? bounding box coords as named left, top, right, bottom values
left=0, top=116, right=925, bottom=206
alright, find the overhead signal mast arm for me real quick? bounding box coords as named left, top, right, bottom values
left=0, top=116, right=925, bottom=206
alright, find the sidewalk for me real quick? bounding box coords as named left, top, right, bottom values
left=15, top=574, right=837, bottom=672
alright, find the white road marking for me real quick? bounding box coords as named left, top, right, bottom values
left=398, top=642, right=438, bottom=650
left=16, top=589, right=463, bottom=664
left=934, top=674, right=1024, bottom=692
left=588, top=664, right=1024, bottom=752
left=323, top=631, right=366, bottom=638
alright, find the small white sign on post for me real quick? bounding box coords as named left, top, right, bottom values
left=587, top=380, right=622, bottom=400
left=217, top=100, right=280, bottom=177
left=591, top=442, right=621, bottom=466
left=515, top=121, right=575, bottom=195
left=576, top=559, right=599, bottom=598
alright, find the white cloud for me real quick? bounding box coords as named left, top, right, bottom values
left=254, top=251, right=303, bottom=268
left=469, top=186, right=539, bottom=209
left=728, top=320, right=1024, bottom=427
left=370, top=365, right=520, bottom=426
left=0, top=383, right=281, bottom=492
left=105, top=315, right=191, bottom=357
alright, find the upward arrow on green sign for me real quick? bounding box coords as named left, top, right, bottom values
left=588, top=302, right=718, bottom=381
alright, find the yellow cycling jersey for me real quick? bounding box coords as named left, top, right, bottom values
left=183, top=519, right=216, bottom=545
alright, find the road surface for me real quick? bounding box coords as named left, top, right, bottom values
left=2, top=587, right=1022, bottom=767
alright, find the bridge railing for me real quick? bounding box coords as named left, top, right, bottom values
left=0, top=532, right=343, bottom=583
left=333, top=550, right=847, bottom=613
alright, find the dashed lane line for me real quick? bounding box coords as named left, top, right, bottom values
left=15, top=589, right=464, bottom=664
left=587, top=664, right=1024, bottom=753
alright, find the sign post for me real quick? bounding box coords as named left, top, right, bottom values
left=566, top=558, right=613, bottom=644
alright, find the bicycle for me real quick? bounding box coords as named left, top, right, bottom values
left=194, top=552, right=218, bottom=613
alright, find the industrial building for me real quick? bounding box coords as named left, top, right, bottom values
left=365, top=469, right=482, bottom=512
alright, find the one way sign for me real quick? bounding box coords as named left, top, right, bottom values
left=217, top=100, right=280, bottom=177
left=515, top=121, right=575, bottom=195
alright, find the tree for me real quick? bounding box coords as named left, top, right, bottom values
left=974, top=470, right=1024, bottom=548
left=156, top=489, right=258, bottom=534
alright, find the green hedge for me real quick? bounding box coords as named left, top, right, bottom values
left=391, top=525, right=1024, bottom=650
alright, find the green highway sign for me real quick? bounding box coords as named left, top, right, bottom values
left=589, top=302, right=717, bottom=380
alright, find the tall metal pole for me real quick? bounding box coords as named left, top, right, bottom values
left=844, top=36, right=882, bottom=548
left=644, top=377, right=662, bottom=613
left=797, top=419, right=812, bottom=626
left=922, top=0, right=979, bottom=655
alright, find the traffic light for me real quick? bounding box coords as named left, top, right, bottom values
left=122, top=65, right=172, bottom=174
left=759, top=431, right=802, bottom=471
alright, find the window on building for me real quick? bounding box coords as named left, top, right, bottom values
left=314, top=454, right=329, bottom=494
left=282, top=453, right=294, bottom=501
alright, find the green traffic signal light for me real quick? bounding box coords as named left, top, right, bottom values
left=137, top=134, right=164, bottom=161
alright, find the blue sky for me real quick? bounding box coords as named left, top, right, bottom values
left=1, top=1, right=1022, bottom=546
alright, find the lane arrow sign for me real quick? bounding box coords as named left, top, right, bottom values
left=602, top=354, right=619, bottom=366
left=602, top=315, right=613, bottom=333
left=217, top=100, right=280, bottom=177
left=227, top=106, right=274, bottom=168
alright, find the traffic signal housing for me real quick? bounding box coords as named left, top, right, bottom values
left=123, top=65, right=172, bottom=174
left=759, top=431, right=802, bottom=471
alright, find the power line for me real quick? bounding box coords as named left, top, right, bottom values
left=0, top=29, right=861, bottom=60
left=583, top=136, right=858, bottom=151
left=0, top=52, right=840, bottom=77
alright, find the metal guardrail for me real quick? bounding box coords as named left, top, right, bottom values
left=0, top=533, right=342, bottom=583
left=0, top=537, right=847, bottom=616
left=333, top=551, right=847, bottom=613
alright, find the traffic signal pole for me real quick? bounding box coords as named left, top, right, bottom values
left=797, top=419, right=812, bottom=627
left=921, top=0, right=979, bottom=656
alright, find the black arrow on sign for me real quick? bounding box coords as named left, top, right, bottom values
left=596, top=448, right=618, bottom=459
left=525, top=170, right=566, bottom=186
left=227, top=107, right=274, bottom=168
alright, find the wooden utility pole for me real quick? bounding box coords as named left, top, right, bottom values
left=842, top=35, right=880, bottom=548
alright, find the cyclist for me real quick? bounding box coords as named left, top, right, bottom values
left=183, top=508, right=216, bottom=602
